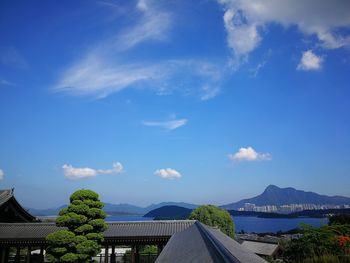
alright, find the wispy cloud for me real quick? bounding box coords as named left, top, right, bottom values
left=154, top=168, right=182, bottom=179
left=62, top=162, right=123, bottom=180
left=229, top=147, right=272, bottom=161
left=297, top=50, right=323, bottom=71
left=0, top=46, right=28, bottom=69
left=142, top=118, right=187, bottom=130
left=53, top=1, right=224, bottom=101
left=218, top=0, right=350, bottom=67
left=54, top=57, right=223, bottom=100
left=0, top=78, right=15, bottom=87
left=116, top=0, right=172, bottom=51
left=0, top=169, right=4, bottom=180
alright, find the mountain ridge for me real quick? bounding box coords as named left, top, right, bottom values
left=221, top=185, right=350, bottom=210
left=27, top=185, right=350, bottom=216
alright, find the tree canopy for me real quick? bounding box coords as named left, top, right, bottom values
left=284, top=224, right=350, bottom=262
left=188, top=205, right=235, bottom=237
left=46, top=189, right=107, bottom=262
left=329, top=214, right=350, bottom=226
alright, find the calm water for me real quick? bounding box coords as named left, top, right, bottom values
left=233, top=216, right=329, bottom=233
left=106, top=215, right=153, bottom=221
left=106, top=215, right=328, bottom=233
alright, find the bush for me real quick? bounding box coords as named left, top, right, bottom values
left=188, top=205, right=235, bottom=237
left=46, top=189, right=107, bottom=262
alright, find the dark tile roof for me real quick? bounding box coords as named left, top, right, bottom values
left=0, top=223, right=60, bottom=240
left=0, top=189, right=36, bottom=222
left=0, top=220, right=196, bottom=242
left=104, top=220, right=195, bottom=238
left=156, top=222, right=267, bottom=263
left=0, top=189, right=13, bottom=207
left=241, top=240, right=280, bottom=256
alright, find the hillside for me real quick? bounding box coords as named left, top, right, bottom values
left=222, top=185, right=350, bottom=210
left=28, top=202, right=198, bottom=216
left=143, top=205, right=192, bottom=220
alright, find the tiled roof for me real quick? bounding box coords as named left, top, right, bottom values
left=241, top=240, right=280, bottom=256
left=0, top=189, right=13, bottom=207
left=0, top=220, right=196, bottom=241
left=0, top=223, right=60, bottom=240
left=0, top=189, right=36, bottom=222
left=105, top=220, right=195, bottom=237
left=156, top=222, right=267, bottom=263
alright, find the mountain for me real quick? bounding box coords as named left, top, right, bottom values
left=144, top=205, right=192, bottom=220
left=27, top=205, right=67, bottom=216
left=222, top=185, right=350, bottom=210
left=145, top=202, right=197, bottom=212
left=28, top=202, right=198, bottom=216
left=103, top=203, right=145, bottom=215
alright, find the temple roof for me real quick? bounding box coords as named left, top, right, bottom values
left=0, top=189, right=14, bottom=206
left=0, top=220, right=196, bottom=244
left=0, top=189, right=36, bottom=222
left=241, top=240, right=280, bottom=256
left=0, top=221, right=267, bottom=262
left=156, top=222, right=267, bottom=263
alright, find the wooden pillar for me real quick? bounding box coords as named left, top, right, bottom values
left=0, top=247, right=3, bottom=263
left=3, top=247, right=10, bottom=263
left=15, top=246, right=20, bottom=263
left=0, top=247, right=5, bottom=263
left=40, top=247, right=44, bottom=263
left=131, top=245, right=135, bottom=263
left=104, top=245, right=109, bottom=263
left=110, top=245, right=115, bottom=263
left=26, top=246, right=31, bottom=263
left=135, top=245, right=140, bottom=263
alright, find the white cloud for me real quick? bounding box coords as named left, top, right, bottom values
left=218, top=0, right=350, bottom=65
left=63, top=162, right=123, bottom=180
left=0, top=169, right=4, bottom=180
left=154, top=168, right=182, bottom=179
left=229, top=147, right=272, bottom=161
left=116, top=0, right=172, bottom=50
left=54, top=57, right=223, bottom=100
left=142, top=118, right=187, bottom=130
left=297, top=50, right=323, bottom=71
left=53, top=1, right=224, bottom=101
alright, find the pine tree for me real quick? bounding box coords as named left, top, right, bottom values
left=46, top=189, right=107, bottom=262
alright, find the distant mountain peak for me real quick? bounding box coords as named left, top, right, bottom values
left=264, top=184, right=280, bottom=191
left=222, top=185, right=350, bottom=210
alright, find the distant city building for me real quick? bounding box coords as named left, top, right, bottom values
left=239, top=203, right=350, bottom=213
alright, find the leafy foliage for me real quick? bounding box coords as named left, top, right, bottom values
left=188, top=205, right=235, bottom=237
left=284, top=224, right=350, bottom=262
left=46, top=189, right=107, bottom=262
left=329, top=214, right=350, bottom=226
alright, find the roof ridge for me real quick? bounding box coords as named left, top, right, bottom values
left=107, top=220, right=196, bottom=224
left=196, top=222, right=241, bottom=263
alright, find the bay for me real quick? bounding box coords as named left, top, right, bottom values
left=106, top=215, right=154, bottom=221
left=105, top=215, right=329, bottom=233
left=233, top=216, right=328, bottom=233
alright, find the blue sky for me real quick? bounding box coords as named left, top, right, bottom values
left=1, top=0, right=350, bottom=209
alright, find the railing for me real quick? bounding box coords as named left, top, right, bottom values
left=93, top=253, right=158, bottom=263
left=7, top=253, right=158, bottom=263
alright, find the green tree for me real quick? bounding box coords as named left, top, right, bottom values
left=329, top=214, right=350, bottom=226
left=284, top=224, right=350, bottom=262
left=188, top=205, right=235, bottom=238
left=46, top=189, right=107, bottom=262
